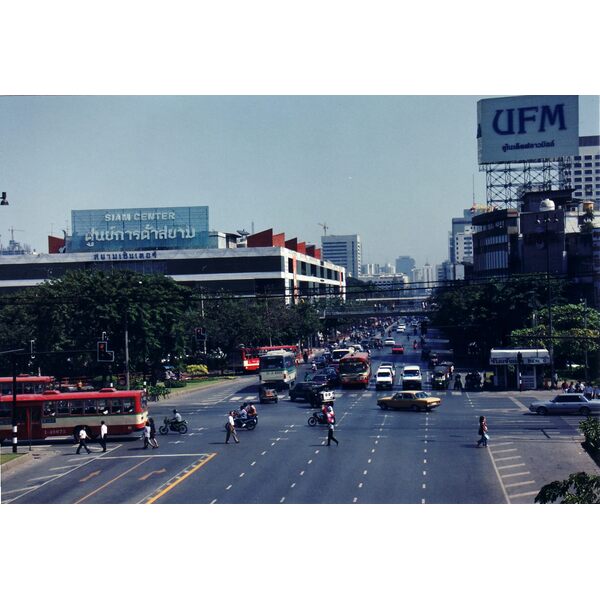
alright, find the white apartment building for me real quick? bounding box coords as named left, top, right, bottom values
left=321, top=234, right=362, bottom=278
left=565, top=135, right=600, bottom=204
left=411, top=263, right=437, bottom=291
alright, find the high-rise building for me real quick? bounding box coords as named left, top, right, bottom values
left=321, top=234, right=361, bottom=278
left=564, top=136, right=600, bottom=204
left=395, top=255, right=415, bottom=276
left=449, top=207, right=486, bottom=265
left=411, top=262, right=437, bottom=291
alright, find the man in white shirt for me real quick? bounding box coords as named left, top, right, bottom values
left=225, top=411, right=239, bottom=444
left=76, top=427, right=92, bottom=454
left=99, top=421, right=108, bottom=452
left=173, top=409, right=182, bottom=423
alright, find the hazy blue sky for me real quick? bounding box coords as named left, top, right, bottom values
left=1, top=95, right=598, bottom=267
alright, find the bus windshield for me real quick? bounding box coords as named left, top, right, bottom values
left=339, top=359, right=367, bottom=374
left=260, top=356, right=284, bottom=370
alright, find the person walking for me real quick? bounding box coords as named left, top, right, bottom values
left=76, top=427, right=92, bottom=454
left=148, top=417, right=159, bottom=449
left=326, top=406, right=339, bottom=446
left=99, top=420, right=108, bottom=452
left=225, top=411, right=239, bottom=444
left=476, top=416, right=489, bottom=448
left=143, top=422, right=152, bottom=449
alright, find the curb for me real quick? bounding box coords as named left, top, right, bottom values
left=0, top=452, right=34, bottom=475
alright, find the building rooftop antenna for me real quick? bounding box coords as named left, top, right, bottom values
left=318, top=222, right=329, bottom=236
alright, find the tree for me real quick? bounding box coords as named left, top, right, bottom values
left=535, top=472, right=600, bottom=504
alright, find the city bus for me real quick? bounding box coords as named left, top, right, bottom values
left=0, top=375, right=55, bottom=396
left=236, top=345, right=301, bottom=373
left=339, top=352, right=371, bottom=388
left=0, top=388, right=148, bottom=443
left=258, top=350, right=297, bottom=389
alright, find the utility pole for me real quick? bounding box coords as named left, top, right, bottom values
left=583, top=297, right=589, bottom=383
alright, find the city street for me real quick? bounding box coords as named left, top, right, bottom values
left=2, top=337, right=598, bottom=504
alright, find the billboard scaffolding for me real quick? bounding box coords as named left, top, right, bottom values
left=481, top=157, right=572, bottom=209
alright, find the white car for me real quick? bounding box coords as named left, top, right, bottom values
left=376, top=368, right=394, bottom=390
left=396, top=324, right=406, bottom=333
left=402, top=365, right=422, bottom=390
left=384, top=338, right=395, bottom=346
left=379, top=362, right=396, bottom=377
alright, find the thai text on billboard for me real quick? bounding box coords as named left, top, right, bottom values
left=477, top=95, right=579, bottom=164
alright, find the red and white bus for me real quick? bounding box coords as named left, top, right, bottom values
left=339, top=352, right=371, bottom=388
left=0, top=375, right=55, bottom=396
left=237, top=345, right=301, bottom=373
left=0, top=387, right=148, bottom=443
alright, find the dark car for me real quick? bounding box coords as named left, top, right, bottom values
left=314, top=355, right=328, bottom=368
left=289, top=381, right=328, bottom=407
left=259, top=385, right=279, bottom=403
left=305, top=368, right=339, bottom=388
left=428, top=353, right=439, bottom=368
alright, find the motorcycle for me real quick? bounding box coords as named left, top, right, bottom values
left=307, top=411, right=334, bottom=427
left=159, top=417, right=188, bottom=435
left=224, top=413, right=258, bottom=431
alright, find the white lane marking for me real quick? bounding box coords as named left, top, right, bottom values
left=423, top=459, right=427, bottom=464
left=49, top=465, right=73, bottom=471
left=271, top=442, right=276, bottom=446
left=308, top=459, right=312, bottom=464
left=497, top=463, right=527, bottom=470
left=226, top=485, right=232, bottom=490
left=491, top=442, right=515, bottom=447
left=315, top=450, right=319, bottom=454
left=371, top=449, right=375, bottom=453
left=230, top=396, right=241, bottom=401
left=501, top=471, right=531, bottom=479
left=280, top=497, right=285, bottom=503
left=211, top=499, right=218, bottom=504
left=492, top=448, right=519, bottom=454
left=358, top=482, right=363, bottom=488
left=423, top=471, right=427, bottom=476
left=291, top=483, right=296, bottom=488
left=1, top=485, right=39, bottom=495
left=508, top=490, right=539, bottom=499
left=239, top=473, right=245, bottom=478
left=250, top=461, right=256, bottom=466
left=363, top=470, right=368, bottom=475
left=486, top=446, right=511, bottom=504
left=353, top=497, right=358, bottom=503
left=421, top=498, right=426, bottom=503
left=422, top=483, right=426, bottom=489
left=27, top=475, right=59, bottom=482
left=367, top=459, right=372, bottom=464
left=261, top=451, right=267, bottom=456
left=504, top=480, right=536, bottom=489
left=495, top=456, right=523, bottom=462
left=300, top=471, right=305, bottom=476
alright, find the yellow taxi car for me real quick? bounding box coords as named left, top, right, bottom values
left=377, top=390, right=442, bottom=412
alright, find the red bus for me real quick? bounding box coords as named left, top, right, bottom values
left=339, top=352, right=371, bottom=388
left=0, top=375, right=55, bottom=396
left=238, top=345, right=301, bottom=373
left=0, top=388, right=148, bottom=443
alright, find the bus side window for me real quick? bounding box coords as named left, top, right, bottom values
left=110, top=399, right=123, bottom=414
left=0, top=404, right=11, bottom=419
left=97, top=399, right=109, bottom=415
left=43, top=401, right=56, bottom=417
left=123, top=398, right=134, bottom=414
left=85, top=399, right=97, bottom=414
left=70, top=400, right=84, bottom=415
left=56, top=400, right=69, bottom=415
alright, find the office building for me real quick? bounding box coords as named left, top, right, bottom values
left=564, top=136, right=600, bottom=203
left=321, top=234, right=361, bottom=278
left=395, top=256, right=415, bottom=277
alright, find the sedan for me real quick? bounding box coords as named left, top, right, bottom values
left=384, top=338, right=396, bottom=346
left=529, top=394, right=600, bottom=416
left=378, top=391, right=441, bottom=412
left=289, top=382, right=328, bottom=407
left=379, top=362, right=396, bottom=377
left=392, top=345, right=405, bottom=355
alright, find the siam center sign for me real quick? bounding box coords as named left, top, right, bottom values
left=477, top=95, right=579, bottom=164
left=68, top=206, right=209, bottom=252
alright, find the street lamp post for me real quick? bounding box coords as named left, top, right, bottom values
left=537, top=206, right=560, bottom=386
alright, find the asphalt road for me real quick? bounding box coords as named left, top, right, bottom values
left=2, top=334, right=598, bottom=504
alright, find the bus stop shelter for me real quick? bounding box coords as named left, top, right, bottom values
left=489, top=348, right=550, bottom=390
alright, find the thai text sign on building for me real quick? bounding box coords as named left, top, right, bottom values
left=477, top=95, right=579, bottom=164
left=69, top=206, right=209, bottom=252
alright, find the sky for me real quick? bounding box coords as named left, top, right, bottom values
left=2, top=95, right=597, bottom=268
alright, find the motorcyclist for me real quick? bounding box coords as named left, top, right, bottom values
left=246, top=403, right=257, bottom=418
left=172, top=409, right=183, bottom=424
left=311, top=361, right=317, bottom=372
left=238, top=404, right=248, bottom=420
left=454, top=373, right=463, bottom=390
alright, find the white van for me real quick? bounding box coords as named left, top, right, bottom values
left=376, top=367, right=394, bottom=390
left=402, top=365, right=422, bottom=390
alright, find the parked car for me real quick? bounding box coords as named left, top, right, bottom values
left=529, top=394, right=600, bottom=416
left=392, top=344, right=405, bottom=355
left=384, top=338, right=396, bottom=346
left=375, top=367, right=394, bottom=390
left=378, top=391, right=441, bottom=412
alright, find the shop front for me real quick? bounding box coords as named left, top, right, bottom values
left=489, top=348, right=550, bottom=390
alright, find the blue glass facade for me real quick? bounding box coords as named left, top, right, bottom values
left=68, top=206, right=209, bottom=252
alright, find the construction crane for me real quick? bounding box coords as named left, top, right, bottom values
left=318, top=222, right=329, bottom=236
left=8, top=227, right=24, bottom=242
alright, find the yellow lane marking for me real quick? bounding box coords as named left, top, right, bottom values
left=74, top=458, right=152, bottom=504
left=79, top=470, right=101, bottom=483
left=139, top=468, right=167, bottom=481
left=144, top=453, right=217, bottom=504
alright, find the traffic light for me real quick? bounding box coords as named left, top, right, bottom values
left=194, top=327, right=206, bottom=343
left=97, top=341, right=115, bottom=362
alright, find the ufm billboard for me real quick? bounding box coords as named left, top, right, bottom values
left=477, top=95, right=579, bottom=164
left=68, top=206, right=209, bottom=252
